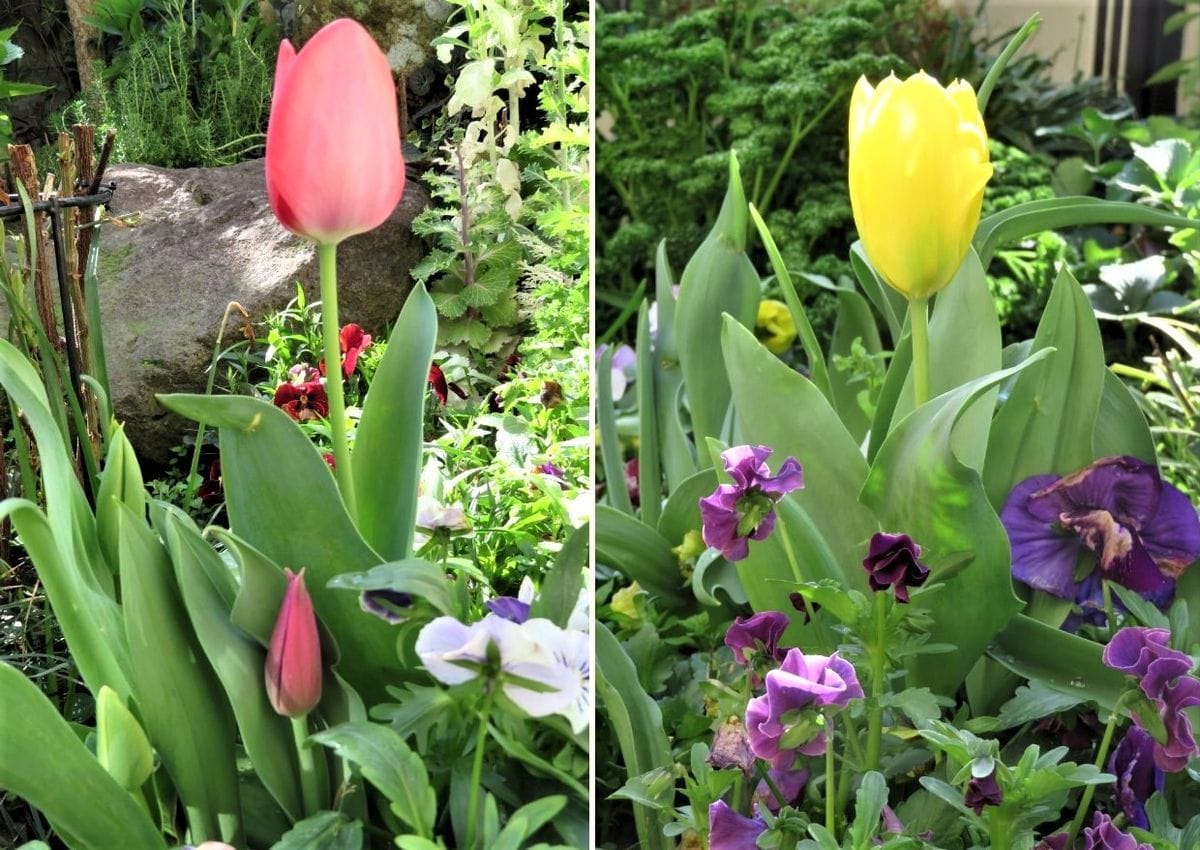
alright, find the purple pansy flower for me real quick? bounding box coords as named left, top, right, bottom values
left=708, top=801, right=766, bottom=850
left=1103, top=626, right=1200, bottom=771
left=964, top=769, right=1003, bottom=814
left=725, top=612, right=790, bottom=666
left=1109, top=726, right=1164, bottom=830
left=1082, top=811, right=1152, bottom=850
left=1035, top=834, right=1070, bottom=850
left=360, top=589, right=413, bottom=623
left=700, top=446, right=804, bottom=562
left=1001, top=456, right=1200, bottom=608
left=486, top=596, right=531, bottom=623
left=862, top=532, right=930, bottom=603
left=753, top=765, right=808, bottom=813
left=745, top=647, right=863, bottom=769
left=599, top=343, right=636, bottom=401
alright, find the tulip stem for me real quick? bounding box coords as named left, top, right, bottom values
left=865, top=591, right=887, bottom=773
left=291, top=715, right=322, bottom=817
left=910, top=298, right=930, bottom=408
left=1065, top=693, right=1128, bottom=848
left=466, top=691, right=494, bottom=850
left=318, top=244, right=357, bottom=519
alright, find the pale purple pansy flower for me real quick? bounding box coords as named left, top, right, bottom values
left=708, top=800, right=766, bottom=850
left=700, top=446, right=804, bottom=562
left=1082, top=811, right=1152, bottom=850
left=598, top=344, right=636, bottom=401
left=862, top=532, right=930, bottom=603
left=1109, top=726, right=1164, bottom=830
left=725, top=611, right=789, bottom=666
left=1103, top=626, right=1200, bottom=771
left=1001, top=456, right=1200, bottom=607
left=415, top=614, right=577, bottom=723
left=745, top=648, right=863, bottom=769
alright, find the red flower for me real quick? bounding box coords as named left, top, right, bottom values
left=265, top=19, right=405, bottom=246
left=265, top=568, right=323, bottom=717
left=273, top=380, right=328, bottom=421
left=340, top=323, right=371, bottom=377
left=322, top=452, right=336, bottom=470
left=428, top=363, right=449, bottom=404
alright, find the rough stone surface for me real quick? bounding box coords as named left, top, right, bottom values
left=294, top=0, right=451, bottom=76
left=97, top=159, right=426, bottom=463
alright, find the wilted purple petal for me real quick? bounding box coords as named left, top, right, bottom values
left=486, top=596, right=531, bottom=623
left=1140, top=483, right=1200, bottom=576
left=880, top=805, right=904, bottom=835
left=725, top=612, right=790, bottom=665
left=1109, top=727, right=1164, bottom=829
left=1002, top=474, right=1081, bottom=599
left=708, top=801, right=766, bottom=850
left=708, top=716, right=755, bottom=775
left=1030, top=456, right=1161, bottom=530
left=1082, top=811, right=1152, bottom=850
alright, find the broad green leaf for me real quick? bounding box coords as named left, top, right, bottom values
left=160, top=508, right=304, bottom=823
left=156, top=393, right=400, bottom=705
left=890, top=249, right=1001, bottom=471
left=95, top=425, right=144, bottom=573
left=1093, top=370, right=1156, bottom=462
left=486, top=724, right=588, bottom=798
left=829, top=286, right=883, bottom=444
left=595, top=624, right=673, bottom=850
left=596, top=506, right=689, bottom=609
left=974, top=197, right=1200, bottom=267
left=987, top=614, right=1129, bottom=710
left=269, top=811, right=364, bottom=850
left=0, top=663, right=167, bottom=850
left=982, top=266, right=1105, bottom=508
left=655, top=468, right=716, bottom=545
left=528, top=523, right=587, bottom=627
left=850, top=772, right=889, bottom=849
left=723, top=316, right=876, bottom=602
left=326, top=558, right=459, bottom=619
left=352, top=284, right=437, bottom=561
left=861, top=354, right=1051, bottom=695
left=866, top=322, right=912, bottom=463
left=492, top=796, right=567, bottom=850
left=95, top=686, right=153, bottom=791
left=849, top=242, right=906, bottom=345
left=652, top=241, right=695, bottom=491
left=967, top=682, right=1085, bottom=734
left=312, top=722, right=436, bottom=838
left=116, top=503, right=241, bottom=844
left=673, top=153, right=760, bottom=458
left=691, top=550, right=747, bottom=607
left=636, top=302, right=662, bottom=526
left=598, top=346, right=633, bottom=514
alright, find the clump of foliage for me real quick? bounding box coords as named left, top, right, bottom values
left=57, top=0, right=276, bottom=167
left=0, top=25, right=51, bottom=157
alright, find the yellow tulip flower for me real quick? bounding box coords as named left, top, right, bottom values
left=848, top=71, right=993, bottom=301
left=756, top=299, right=797, bottom=354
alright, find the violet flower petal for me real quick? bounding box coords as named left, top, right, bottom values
left=708, top=801, right=767, bottom=850
left=1002, top=474, right=1082, bottom=599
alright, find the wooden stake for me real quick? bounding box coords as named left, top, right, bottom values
left=7, top=145, right=59, bottom=347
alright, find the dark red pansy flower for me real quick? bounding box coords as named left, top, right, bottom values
left=273, top=380, right=328, bottom=421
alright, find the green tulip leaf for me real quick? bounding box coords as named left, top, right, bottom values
left=849, top=241, right=906, bottom=345
left=655, top=468, right=716, bottom=545
left=0, top=663, right=167, bottom=850
left=636, top=302, right=662, bottom=526
left=156, top=393, right=401, bottom=705
left=326, top=558, right=459, bottom=619
left=974, top=197, right=1200, bottom=267
left=673, top=153, right=761, bottom=458
left=1093, top=369, right=1156, bottom=463
left=692, top=550, right=748, bottom=607
left=861, top=351, right=1052, bottom=696
left=598, top=346, right=633, bottom=515
left=311, top=722, right=436, bottom=838
left=595, top=624, right=673, bottom=850
left=983, top=265, right=1107, bottom=508
left=96, top=685, right=154, bottom=791
left=352, top=284, right=437, bottom=562
left=723, top=315, right=877, bottom=603
left=94, top=425, right=144, bottom=574
left=652, top=240, right=696, bottom=491
left=596, top=505, right=690, bottom=609
left=159, top=507, right=305, bottom=823
left=116, top=502, right=242, bottom=845
left=528, top=523, right=588, bottom=627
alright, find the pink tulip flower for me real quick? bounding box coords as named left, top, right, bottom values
left=265, top=568, right=323, bottom=717
left=265, top=18, right=406, bottom=246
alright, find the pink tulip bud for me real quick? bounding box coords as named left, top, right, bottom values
left=265, top=568, right=323, bottom=717
left=265, top=18, right=406, bottom=246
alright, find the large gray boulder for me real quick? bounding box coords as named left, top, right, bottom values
left=97, top=159, right=426, bottom=463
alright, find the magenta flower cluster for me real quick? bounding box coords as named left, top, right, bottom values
left=1103, top=626, right=1200, bottom=771
left=699, top=446, right=803, bottom=561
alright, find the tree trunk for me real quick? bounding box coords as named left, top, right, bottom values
left=64, top=0, right=100, bottom=91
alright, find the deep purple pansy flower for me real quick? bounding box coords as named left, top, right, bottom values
left=1109, top=726, right=1164, bottom=829
left=1103, top=626, right=1200, bottom=771
left=1001, top=456, right=1200, bottom=608
left=700, top=446, right=803, bottom=562
left=1035, top=834, right=1069, bottom=850
left=862, top=532, right=930, bottom=603
left=745, top=647, right=863, bottom=769
left=963, top=769, right=1003, bottom=814
left=486, top=596, right=532, bottom=623
left=1082, top=811, right=1152, bottom=850
left=360, top=589, right=413, bottom=623
left=725, top=611, right=789, bottom=666
left=709, top=800, right=767, bottom=850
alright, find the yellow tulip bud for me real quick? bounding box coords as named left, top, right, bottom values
left=755, top=299, right=797, bottom=354
left=848, top=71, right=993, bottom=301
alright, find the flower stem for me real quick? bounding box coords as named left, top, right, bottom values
left=466, top=692, right=494, bottom=850
left=1065, top=693, right=1128, bottom=847
left=1103, top=579, right=1117, bottom=636
left=318, top=243, right=357, bottom=520
left=291, top=714, right=322, bottom=817
left=825, top=713, right=837, bottom=837
left=865, top=591, right=888, bottom=772
left=776, top=514, right=832, bottom=655
left=910, top=297, right=930, bottom=408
